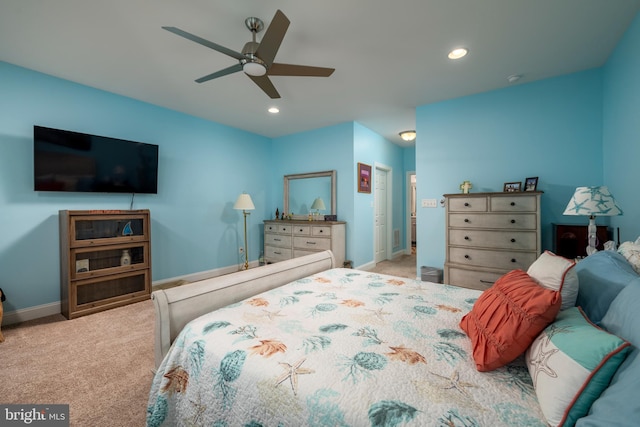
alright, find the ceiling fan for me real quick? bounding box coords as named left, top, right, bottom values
left=163, top=9, right=335, bottom=99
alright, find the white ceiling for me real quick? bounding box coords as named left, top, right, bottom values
left=2, top=0, right=639, bottom=146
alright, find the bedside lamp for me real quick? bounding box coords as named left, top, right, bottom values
left=563, top=186, right=622, bottom=256
left=310, top=197, right=326, bottom=219
left=234, top=192, right=255, bottom=270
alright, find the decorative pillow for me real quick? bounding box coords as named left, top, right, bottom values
left=527, top=250, right=578, bottom=310
left=525, top=307, right=631, bottom=427
left=618, top=241, right=640, bottom=274
left=459, top=269, right=561, bottom=372
left=577, top=282, right=640, bottom=426
left=575, top=251, right=640, bottom=324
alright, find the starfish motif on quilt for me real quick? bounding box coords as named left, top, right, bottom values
left=430, top=369, right=476, bottom=398
left=529, top=337, right=559, bottom=387
left=275, top=357, right=315, bottom=395
left=261, top=309, right=285, bottom=321
left=364, top=307, right=392, bottom=322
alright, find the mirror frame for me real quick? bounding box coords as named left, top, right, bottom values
left=284, top=170, right=337, bottom=218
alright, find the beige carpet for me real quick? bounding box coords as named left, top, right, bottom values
left=368, top=253, right=418, bottom=279
left=0, top=299, right=155, bottom=427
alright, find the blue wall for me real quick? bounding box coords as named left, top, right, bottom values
left=603, top=12, right=640, bottom=242
left=0, top=62, right=272, bottom=312
left=415, top=69, right=605, bottom=270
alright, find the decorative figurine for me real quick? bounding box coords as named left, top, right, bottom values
left=459, top=180, right=472, bottom=194
left=275, top=208, right=279, bottom=220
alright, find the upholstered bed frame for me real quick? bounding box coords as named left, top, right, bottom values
left=152, top=250, right=336, bottom=366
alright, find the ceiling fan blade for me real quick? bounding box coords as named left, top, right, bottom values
left=269, top=63, right=335, bottom=77
left=254, top=10, right=290, bottom=68
left=247, top=75, right=281, bottom=99
left=162, top=26, right=245, bottom=60
left=195, top=63, right=243, bottom=83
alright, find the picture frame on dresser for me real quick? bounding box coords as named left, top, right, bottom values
left=503, top=182, right=521, bottom=192
left=524, top=177, right=538, bottom=192
left=357, top=163, right=371, bottom=193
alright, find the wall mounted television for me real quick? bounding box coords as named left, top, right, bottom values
left=34, top=126, right=159, bottom=194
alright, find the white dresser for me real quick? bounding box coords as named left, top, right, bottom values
left=264, top=220, right=346, bottom=267
left=444, top=191, right=542, bottom=290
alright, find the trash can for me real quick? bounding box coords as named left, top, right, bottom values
left=421, top=266, right=443, bottom=283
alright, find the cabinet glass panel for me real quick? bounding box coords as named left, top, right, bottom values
left=73, top=244, right=146, bottom=277
left=74, top=217, right=145, bottom=241
left=76, top=274, right=146, bottom=306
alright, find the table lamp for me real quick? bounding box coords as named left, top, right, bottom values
left=563, top=186, right=622, bottom=255
left=310, top=197, right=326, bottom=219
left=234, top=192, right=255, bottom=270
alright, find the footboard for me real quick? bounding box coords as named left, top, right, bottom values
left=152, top=250, right=336, bottom=366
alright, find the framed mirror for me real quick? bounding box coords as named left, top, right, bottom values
left=284, top=170, right=337, bottom=218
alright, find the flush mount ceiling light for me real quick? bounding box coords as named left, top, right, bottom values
left=268, top=107, right=280, bottom=114
left=448, top=48, right=468, bottom=60
left=507, top=74, right=522, bottom=83
left=399, top=130, right=417, bottom=141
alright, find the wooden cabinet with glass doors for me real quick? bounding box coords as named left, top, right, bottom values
left=59, top=210, right=151, bottom=319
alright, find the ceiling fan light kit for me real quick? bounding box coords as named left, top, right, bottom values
left=163, top=9, right=335, bottom=99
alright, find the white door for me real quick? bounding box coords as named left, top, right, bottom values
left=375, top=167, right=389, bottom=262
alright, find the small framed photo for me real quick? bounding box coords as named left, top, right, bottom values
left=503, top=182, right=521, bottom=192
left=524, top=177, right=538, bottom=192
left=358, top=162, right=372, bottom=193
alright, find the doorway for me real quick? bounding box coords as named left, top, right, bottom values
left=406, top=172, right=416, bottom=255
left=374, top=164, right=392, bottom=263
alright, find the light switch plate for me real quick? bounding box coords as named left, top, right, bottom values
left=421, top=199, right=437, bottom=208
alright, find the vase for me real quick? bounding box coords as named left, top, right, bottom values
left=120, top=249, right=131, bottom=266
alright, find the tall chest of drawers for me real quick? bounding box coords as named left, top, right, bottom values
left=264, top=220, right=346, bottom=267
left=444, top=191, right=542, bottom=290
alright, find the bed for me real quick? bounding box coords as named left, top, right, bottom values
left=148, top=249, right=640, bottom=427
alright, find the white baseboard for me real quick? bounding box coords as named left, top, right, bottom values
left=2, top=301, right=62, bottom=326
left=2, top=261, right=260, bottom=326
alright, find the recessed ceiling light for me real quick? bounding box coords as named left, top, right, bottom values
left=448, top=48, right=468, bottom=60
left=268, top=107, right=280, bottom=114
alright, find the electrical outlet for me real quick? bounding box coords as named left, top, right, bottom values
left=238, top=247, right=244, bottom=254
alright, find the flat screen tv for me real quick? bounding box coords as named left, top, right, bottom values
left=34, top=126, right=159, bottom=194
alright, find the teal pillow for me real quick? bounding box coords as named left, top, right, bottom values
left=525, top=307, right=631, bottom=426
left=577, top=283, right=640, bottom=426
left=575, top=251, right=640, bottom=324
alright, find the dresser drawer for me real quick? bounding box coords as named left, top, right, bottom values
left=265, top=245, right=292, bottom=261
left=293, top=225, right=311, bottom=235
left=265, top=223, right=292, bottom=234
left=490, top=195, right=538, bottom=212
left=446, top=266, right=502, bottom=291
left=293, top=236, right=331, bottom=251
left=448, top=213, right=537, bottom=230
left=265, top=233, right=292, bottom=247
left=312, top=226, right=331, bottom=237
left=448, top=229, right=537, bottom=250
left=449, top=247, right=537, bottom=271
left=448, top=197, right=487, bottom=212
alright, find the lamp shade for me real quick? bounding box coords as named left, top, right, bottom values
left=233, top=193, right=255, bottom=210
left=310, top=197, right=326, bottom=211
left=563, top=186, right=623, bottom=217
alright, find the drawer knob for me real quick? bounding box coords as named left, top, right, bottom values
left=464, top=254, right=470, bottom=259
left=511, top=258, right=516, bottom=263
left=510, top=238, right=516, bottom=243
left=510, top=202, right=515, bottom=206
left=464, top=202, right=470, bottom=207
left=299, top=229, right=303, bottom=232
left=275, top=251, right=282, bottom=255
left=510, top=219, right=516, bottom=224
left=318, top=230, right=324, bottom=233
left=307, top=241, right=316, bottom=245
left=464, top=236, right=470, bottom=240
left=464, top=218, right=470, bottom=223
left=274, top=238, right=281, bottom=241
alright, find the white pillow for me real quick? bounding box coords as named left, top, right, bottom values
left=527, top=250, right=578, bottom=310
left=618, top=241, right=640, bottom=274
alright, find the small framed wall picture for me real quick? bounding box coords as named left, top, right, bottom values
left=524, top=177, right=538, bottom=192
left=358, top=162, right=372, bottom=193
left=503, top=181, right=521, bottom=192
